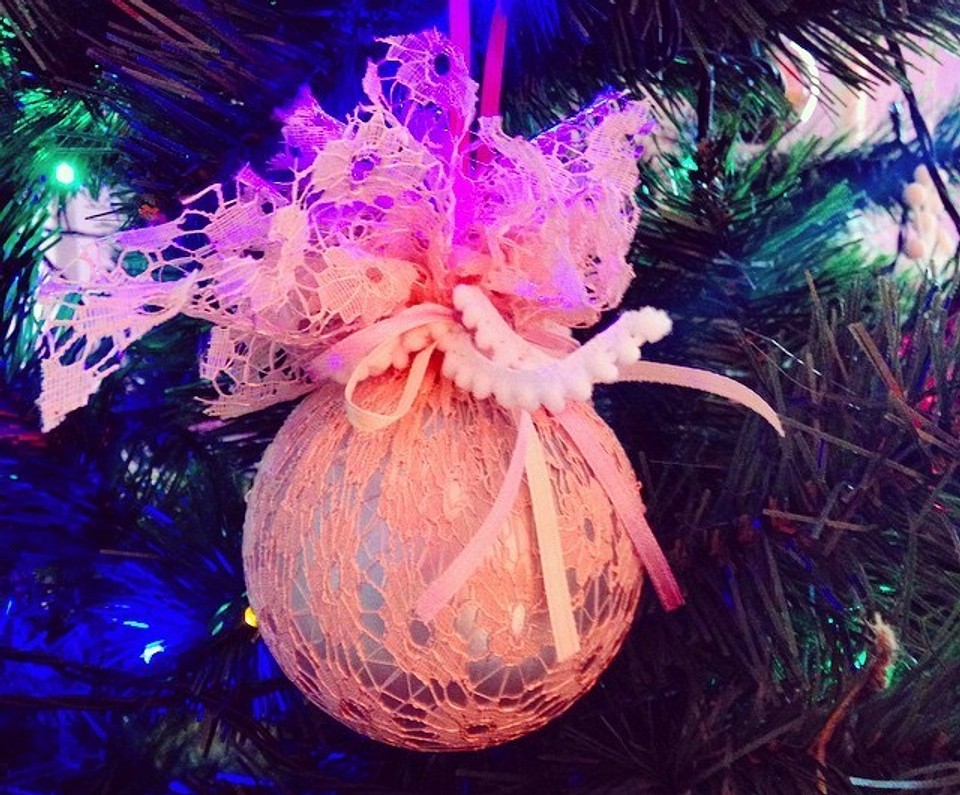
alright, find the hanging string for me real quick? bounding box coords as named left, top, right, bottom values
left=449, top=0, right=472, bottom=72
left=450, top=0, right=507, bottom=118
left=479, top=1, right=508, bottom=118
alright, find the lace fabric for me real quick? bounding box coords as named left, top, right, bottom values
left=243, top=363, right=644, bottom=750
left=38, top=30, right=648, bottom=430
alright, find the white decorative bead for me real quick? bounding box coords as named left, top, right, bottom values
left=441, top=354, right=458, bottom=380
left=391, top=348, right=411, bottom=371
left=493, top=380, right=514, bottom=407
left=366, top=345, right=395, bottom=377
left=514, top=385, right=540, bottom=413
left=540, top=386, right=567, bottom=415
left=567, top=375, right=594, bottom=403
left=473, top=326, right=496, bottom=354
left=438, top=289, right=674, bottom=416
left=402, top=327, right=430, bottom=352
left=634, top=306, right=673, bottom=342
left=616, top=339, right=639, bottom=365
left=471, top=371, right=493, bottom=400
left=453, top=366, right=474, bottom=392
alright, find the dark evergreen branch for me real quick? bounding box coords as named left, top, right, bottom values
left=697, top=60, right=716, bottom=141
left=1, top=3, right=960, bottom=794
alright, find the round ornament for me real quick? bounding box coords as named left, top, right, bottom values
left=243, top=360, right=645, bottom=750
left=38, top=24, right=781, bottom=754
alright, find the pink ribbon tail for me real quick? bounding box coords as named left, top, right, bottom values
left=554, top=408, right=685, bottom=611
left=416, top=410, right=533, bottom=622
left=524, top=414, right=580, bottom=660
left=619, top=361, right=785, bottom=437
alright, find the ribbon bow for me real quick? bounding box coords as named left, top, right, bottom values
left=311, top=285, right=783, bottom=660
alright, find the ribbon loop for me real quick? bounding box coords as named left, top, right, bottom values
left=309, top=303, right=454, bottom=383
left=329, top=294, right=784, bottom=656
left=344, top=343, right=438, bottom=432
left=416, top=410, right=580, bottom=660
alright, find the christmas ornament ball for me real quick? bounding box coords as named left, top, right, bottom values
left=243, top=360, right=645, bottom=750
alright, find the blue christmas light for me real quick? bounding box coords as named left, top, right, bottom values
left=140, top=640, right=166, bottom=664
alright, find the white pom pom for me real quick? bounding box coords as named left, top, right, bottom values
left=631, top=307, right=672, bottom=343
left=366, top=345, right=395, bottom=377
left=587, top=355, right=620, bottom=383
left=566, top=375, right=593, bottom=403
left=490, top=341, right=522, bottom=368
left=540, top=384, right=566, bottom=414
left=473, top=326, right=496, bottom=353
left=429, top=322, right=452, bottom=341
left=451, top=283, right=473, bottom=311
left=492, top=379, right=515, bottom=408
left=459, top=304, right=480, bottom=331
left=615, top=339, right=640, bottom=365
left=453, top=367, right=474, bottom=392
left=438, top=294, right=679, bottom=416
left=471, top=371, right=493, bottom=400
left=391, top=348, right=411, bottom=371
left=401, top=327, right=430, bottom=352
left=441, top=354, right=459, bottom=380
left=514, top=384, right=540, bottom=413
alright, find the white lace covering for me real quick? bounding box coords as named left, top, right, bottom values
left=38, top=29, right=649, bottom=429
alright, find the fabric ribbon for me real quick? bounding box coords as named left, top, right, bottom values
left=313, top=2, right=780, bottom=660
left=310, top=304, right=783, bottom=662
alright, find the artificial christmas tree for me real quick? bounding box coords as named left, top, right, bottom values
left=1, top=1, right=959, bottom=793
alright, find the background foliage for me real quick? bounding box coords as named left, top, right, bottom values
left=1, top=1, right=960, bottom=793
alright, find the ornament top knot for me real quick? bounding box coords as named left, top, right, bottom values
left=38, top=30, right=653, bottom=431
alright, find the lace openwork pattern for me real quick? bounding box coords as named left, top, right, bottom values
left=38, top=30, right=649, bottom=430
left=243, top=364, right=644, bottom=750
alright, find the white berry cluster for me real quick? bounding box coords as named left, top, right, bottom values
left=902, top=165, right=957, bottom=268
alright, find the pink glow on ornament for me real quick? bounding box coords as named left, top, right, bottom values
left=777, top=37, right=960, bottom=148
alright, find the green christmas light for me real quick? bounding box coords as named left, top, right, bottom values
left=53, top=160, right=78, bottom=187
